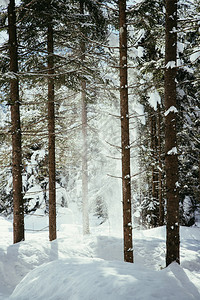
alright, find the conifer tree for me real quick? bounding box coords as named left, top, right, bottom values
left=127, top=0, right=165, bottom=227
left=18, top=0, right=66, bottom=240
left=47, top=15, right=56, bottom=241
left=119, top=0, right=133, bottom=263
left=70, top=0, right=107, bottom=234
left=80, top=0, right=89, bottom=235
left=8, top=0, right=24, bottom=243
left=157, top=104, right=164, bottom=225
left=127, top=0, right=199, bottom=228
left=165, top=0, right=180, bottom=266
left=17, top=0, right=108, bottom=236
left=176, top=0, right=200, bottom=226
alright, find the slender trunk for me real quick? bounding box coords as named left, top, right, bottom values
left=47, top=22, right=56, bottom=241
left=8, top=0, right=24, bottom=243
left=165, top=0, right=179, bottom=266
left=157, top=104, right=164, bottom=225
left=80, top=0, right=89, bottom=235
left=119, top=0, right=133, bottom=263
left=150, top=110, right=159, bottom=226
left=81, top=80, right=89, bottom=234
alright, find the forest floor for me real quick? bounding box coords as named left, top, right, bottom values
left=0, top=207, right=200, bottom=299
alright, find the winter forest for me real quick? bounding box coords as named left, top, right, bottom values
left=0, top=0, right=200, bottom=299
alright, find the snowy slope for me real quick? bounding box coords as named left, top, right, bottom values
left=0, top=210, right=200, bottom=300
left=8, top=259, right=200, bottom=300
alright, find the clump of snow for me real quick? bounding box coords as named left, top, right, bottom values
left=167, top=147, right=178, bottom=155
left=166, top=61, right=176, bottom=68
left=148, top=89, right=161, bottom=110
left=0, top=0, right=9, bottom=8
left=108, top=32, right=118, bottom=48
left=0, top=0, right=21, bottom=7
left=177, top=42, right=185, bottom=53
left=130, top=46, right=144, bottom=59
left=133, top=210, right=140, bottom=218
left=164, top=106, right=178, bottom=116
left=190, top=50, right=200, bottom=63
left=137, top=46, right=144, bottom=58
left=0, top=107, right=7, bottom=127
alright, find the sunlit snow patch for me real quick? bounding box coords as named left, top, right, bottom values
left=9, top=260, right=200, bottom=300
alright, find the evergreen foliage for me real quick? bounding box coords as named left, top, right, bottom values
left=0, top=0, right=199, bottom=233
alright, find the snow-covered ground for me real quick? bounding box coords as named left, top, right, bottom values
left=0, top=208, right=200, bottom=300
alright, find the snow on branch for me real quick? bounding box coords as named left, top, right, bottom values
left=147, top=89, right=161, bottom=110
left=167, top=147, right=178, bottom=155
left=164, top=106, right=178, bottom=116
left=0, top=0, right=9, bottom=8
left=165, top=61, right=176, bottom=68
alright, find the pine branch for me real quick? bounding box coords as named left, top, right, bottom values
left=105, top=140, right=121, bottom=149
left=107, top=173, right=122, bottom=179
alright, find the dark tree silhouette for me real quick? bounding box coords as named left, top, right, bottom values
left=165, top=0, right=180, bottom=266
left=8, top=0, right=24, bottom=243
left=119, top=0, right=133, bottom=263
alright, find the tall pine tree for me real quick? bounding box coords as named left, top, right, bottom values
left=8, top=0, right=24, bottom=243
left=165, top=0, right=180, bottom=266
left=119, top=0, right=133, bottom=263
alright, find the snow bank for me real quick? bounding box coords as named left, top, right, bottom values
left=9, top=259, right=200, bottom=300
left=0, top=213, right=200, bottom=300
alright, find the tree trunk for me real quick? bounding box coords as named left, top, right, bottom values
left=119, top=0, right=133, bottom=263
left=8, top=0, right=24, bottom=244
left=150, top=109, right=159, bottom=226
left=47, top=22, right=56, bottom=241
left=165, top=0, right=180, bottom=266
left=80, top=0, right=89, bottom=235
left=157, top=104, right=164, bottom=226
left=81, top=79, right=90, bottom=235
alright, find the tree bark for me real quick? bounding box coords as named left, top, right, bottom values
left=157, top=104, right=164, bottom=225
left=157, top=104, right=164, bottom=226
left=8, top=0, right=24, bottom=243
left=80, top=0, right=90, bottom=235
left=165, top=0, right=180, bottom=266
left=150, top=109, right=159, bottom=226
left=47, top=22, right=56, bottom=241
left=81, top=79, right=90, bottom=235
left=119, top=0, right=133, bottom=263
